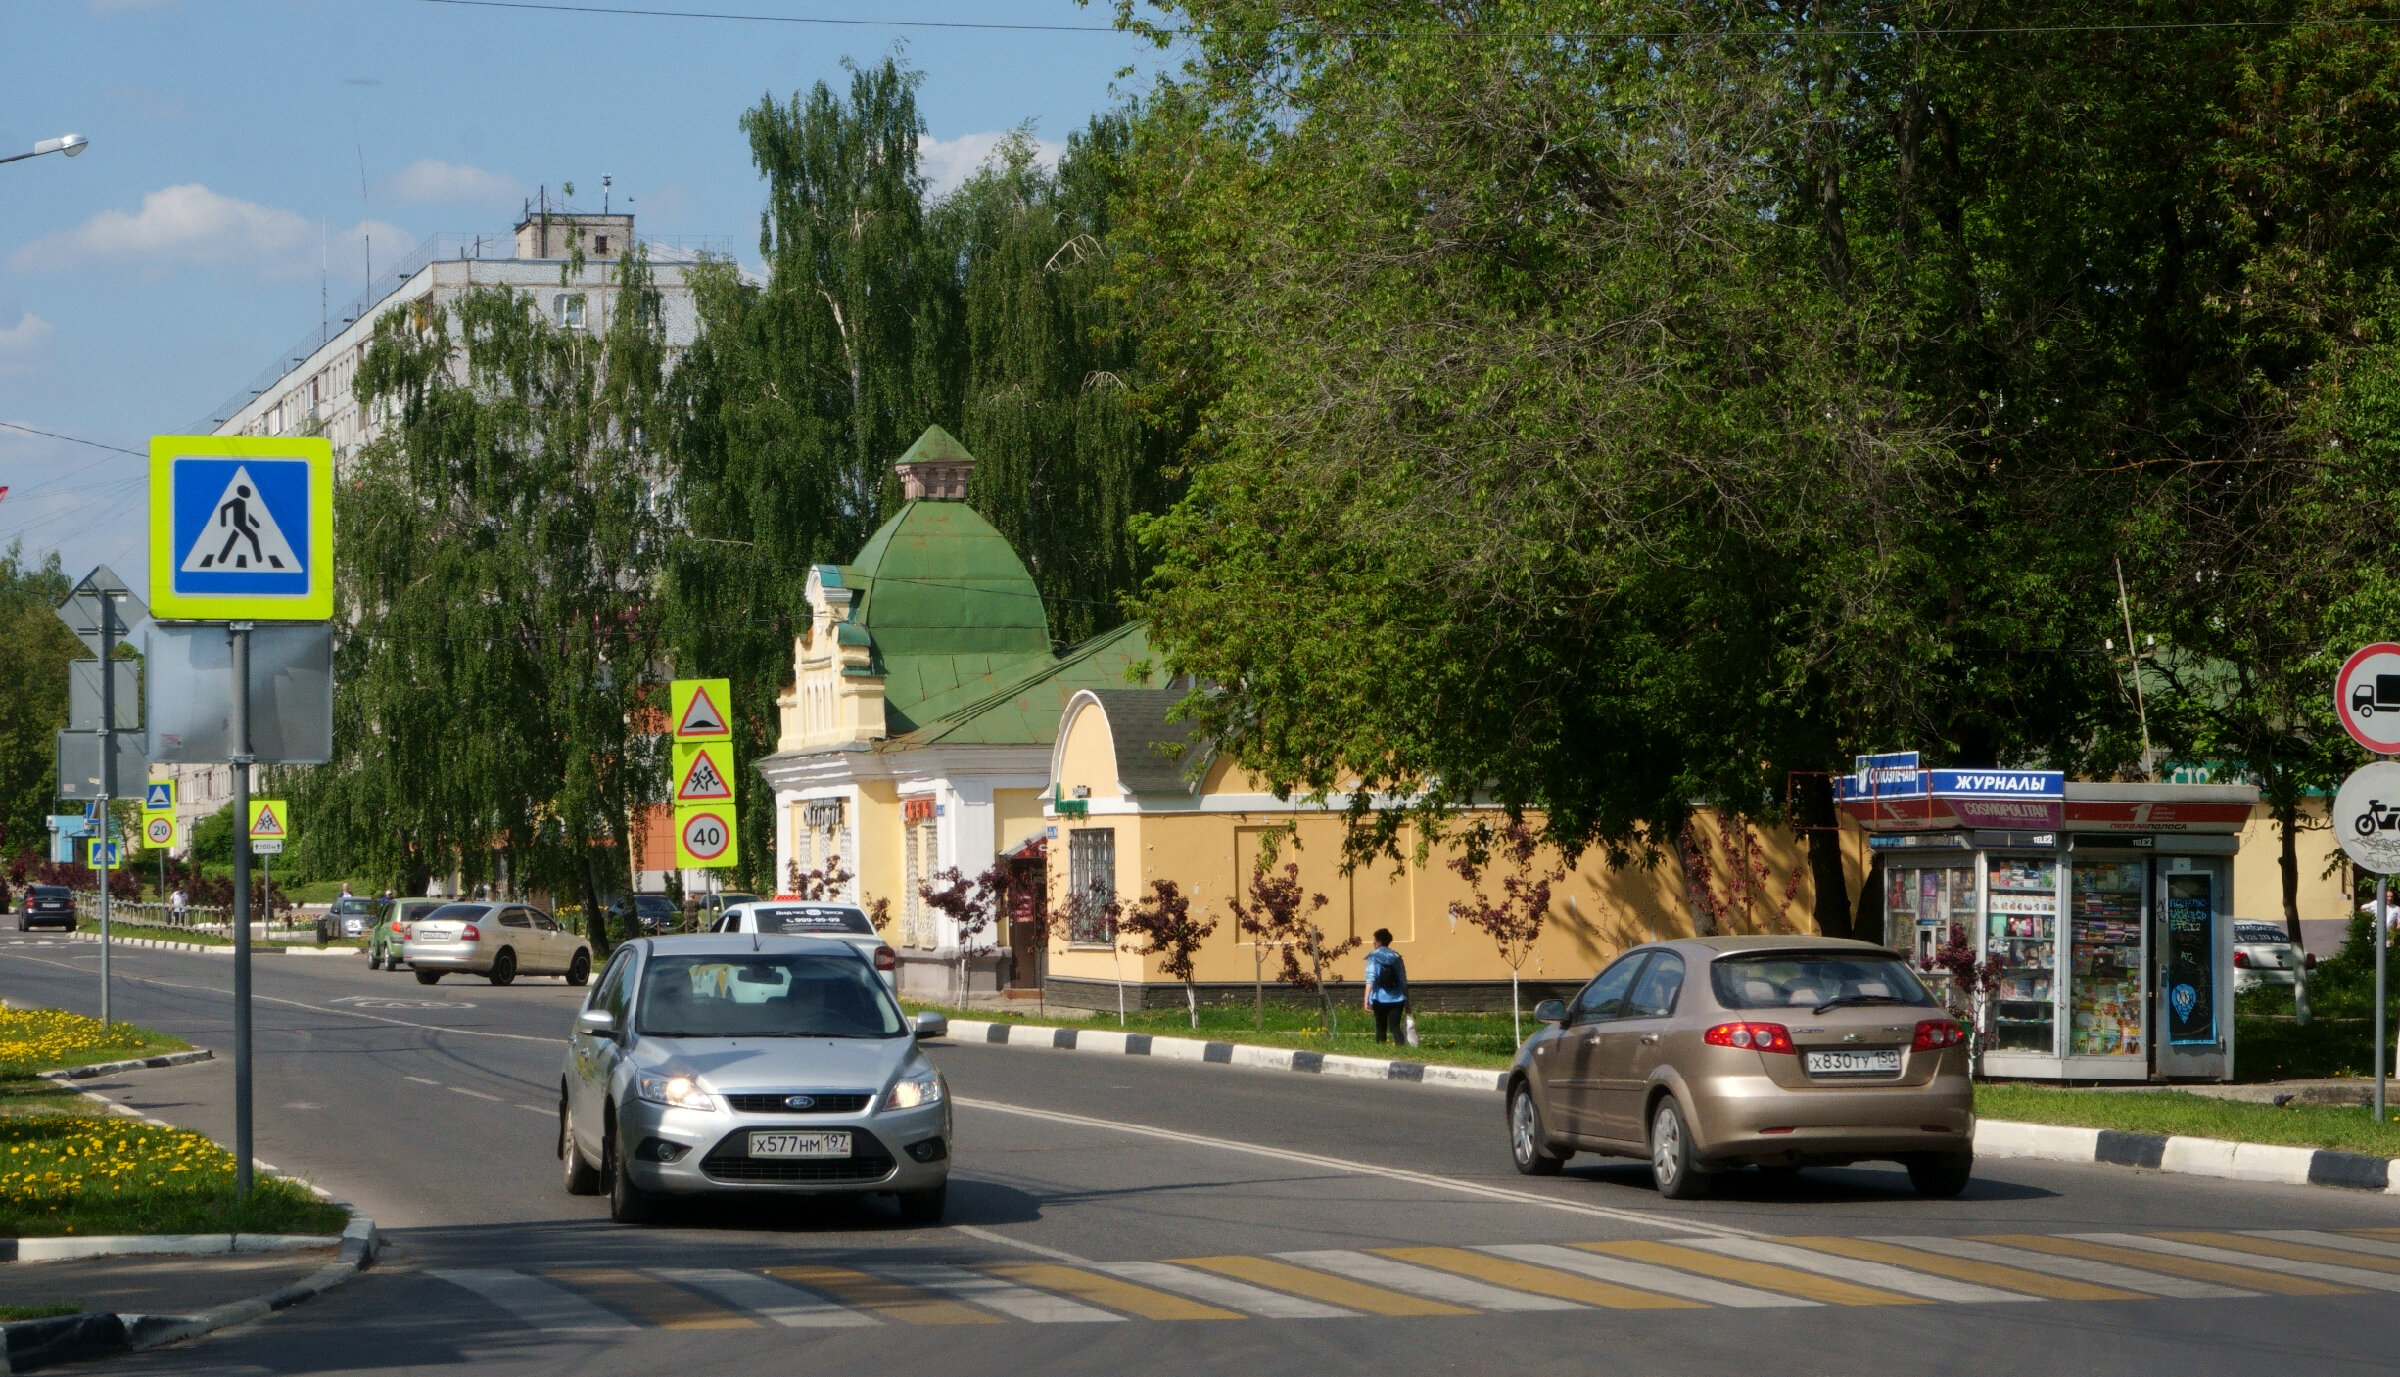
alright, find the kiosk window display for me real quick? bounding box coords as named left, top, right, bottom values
left=1841, top=755, right=2253, bottom=1082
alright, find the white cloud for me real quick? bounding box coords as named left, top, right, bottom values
left=918, top=131, right=1064, bottom=199
left=8, top=185, right=412, bottom=281
left=384, top=158, right=521, bottom=206
left=0, top=311, right=52, bottom=357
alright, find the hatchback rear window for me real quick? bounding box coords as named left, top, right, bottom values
left=749, top=906, right=875, bottom=936
left=1711, top=952, right=1937, bottom=1012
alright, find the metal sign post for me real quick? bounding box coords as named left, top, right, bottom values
left=2331, top=755, right=2400, bottom=1123
left=231, top=622, right=253, bottom=1197
left=56, top=568, right=147, bottom=1027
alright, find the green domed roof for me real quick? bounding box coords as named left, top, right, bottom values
left=848, top=476, right=1053, bottom=729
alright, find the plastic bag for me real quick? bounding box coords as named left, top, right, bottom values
left=1403, top=1013, right=1418, bottom=1047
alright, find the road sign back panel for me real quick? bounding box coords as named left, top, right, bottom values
left=149, top=436, right=333, bottom=621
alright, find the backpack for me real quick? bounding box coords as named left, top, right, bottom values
left=1371, top=950, right=1406, bottom=995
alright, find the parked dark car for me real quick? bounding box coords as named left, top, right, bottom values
left=602, top=893, right=683, bottom=936
left=16, top=886, right=76, bottom=932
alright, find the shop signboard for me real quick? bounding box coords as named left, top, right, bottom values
left=2336, top=643, right=2400, bottom=756
left=1929, top=769, right=2064, bottom=829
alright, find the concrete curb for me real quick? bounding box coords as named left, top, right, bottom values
left=940, top=1018, right=2400, bottom=1196
left=36, top=1049, right=214, bottom=1083
left=55, top=932, right=353, bottom=957
left=0, top=1232, right=342, bottom=1264
left=0, top=1218, right=376, bottom=1374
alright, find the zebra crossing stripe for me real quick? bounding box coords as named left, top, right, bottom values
left=1092, top=1261, right=1358, bottom=1319
left=544, top=1267, right=758, bottom=1329
left=1976, top=1235, right=2356, bottom=1296
left=1175, top=1256, right=1473, bottom=1315
left=1476, top=1243, right=1816, bottom=1308
left=867, top=1262, right=1126, bottom=1323
left=765, top=1265, right=1001, bottom=1325
left=1676, top=1237, right=2035, bottom=1304
left=1872, top=1236, right=2253, bottom=1300
left=2257, top=1229, right=2400, bottom=1262
left=2198, top=1232, right=2400, bottom=1275
left=428, top=1269, right=636, bottom=1333
left=1274, top=1250, right=1582, bottom=1312
left=1376, top=1246, right=1704, bottom=1310
left=982, top=1262, right=1244, bottom=1320
left=2079, top=1234, right=2400, bottom=1293
left=1782, top=1236, right=2146, bottom=1302
left=652, top=1267, right=879, bottom=1328
left=1579, top=1241, right=1923, bottom=1306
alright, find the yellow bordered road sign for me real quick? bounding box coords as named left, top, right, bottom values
left=149, top=435, right=334, bottom=621
left=144, top=780, right=176, bottom=811
left=88, top=838, right=124, bottom=868
left=142, top=813, right=178, bottom=849
left=671, top=741, right=737, bottom=804
left=670, top=678, right=732, bottom=741
left=673, top=803, right=738, bottom=868
left=247, top=799, right=290, bottom=841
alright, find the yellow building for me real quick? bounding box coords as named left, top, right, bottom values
left=1038, top=691, right=2352, bottom=1011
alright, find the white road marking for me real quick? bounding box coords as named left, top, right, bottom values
left=949, top=1223, right=1093, bottom=1265
left=2250, top=1230, right=2400, bottom=1261
left=954, top=1097, right=1761, bottom=1238
left=652, top=1267, right=878, bottom=1328
left=429, top=1269, right=635, bottom=1333
left=1872, top=1236, right=2252, bottom=1299
left=516, top=1104, right=552, bottom=1116
left=865, top=1262, right=1125, bottom=1323
left=1476, top=1243, right=1817, bottom=1308
left=448, top=1086, right=502, bottom=1102
left=1675, top=1236, right=2035, bottom=1304
left=1092, top=1261, right=1357, bottom=1318
left=405, top=1077, right=442, bottom=1086
left=2069, top=1233, right=2400, bottom=1292
left=1274, top=1249, right=1581, bottom=1311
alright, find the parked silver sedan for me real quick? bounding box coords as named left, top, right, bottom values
left=2233, top=920, right=2307, bottom=990
left=557, top=934, right=952, bottom=1225
left=405, top=902, right=592, bottom=987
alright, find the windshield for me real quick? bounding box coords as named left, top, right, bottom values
left=636, top=952, right=906, bottom=1038
left=749, top=906, right=876, bottom=936
left=1711, top=952, right=1937, bottom=1011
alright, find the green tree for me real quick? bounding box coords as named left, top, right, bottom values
left=0, top=545, right=78, bottom=858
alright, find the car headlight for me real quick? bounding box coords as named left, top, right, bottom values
left=882, top=1072, right=944, bottom=1112
left=634, top=1073, right=718, bottom=1111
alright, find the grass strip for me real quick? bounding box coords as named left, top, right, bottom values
left=47, top=922, right=358, bottom=951
left=0, top=1008, right=188, bottom=1081
left=0, top=1114, right=348, bottom=1239
left=903, top=999, right=1524, bottom=1069
left=0, top=1301, right=83, bottom=1321
left=1977, top=1082, right=2400, bottom=1157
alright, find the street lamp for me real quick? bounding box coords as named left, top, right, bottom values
left=0, top=134, right=89, bottom=166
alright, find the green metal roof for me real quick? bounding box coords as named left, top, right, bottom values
left=848, top=485, right=1053, bottom=729
left=888, top=622, right=1167, bottom=748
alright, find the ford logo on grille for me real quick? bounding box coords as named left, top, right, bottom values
left=783, top=1095, right=816, bottom=1110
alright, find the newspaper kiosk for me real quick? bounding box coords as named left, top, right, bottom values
left=1838, top=754, right=2255, bottom=1082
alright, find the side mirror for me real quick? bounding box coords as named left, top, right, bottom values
left=913, top=1010, right=949, bottom=1040
left=1533, top=999, right=1568, bottom=1025
left=574, top=1008, right=615, bottom=1035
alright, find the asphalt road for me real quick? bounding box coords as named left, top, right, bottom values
left=5, top=930, right=2399, bottom=1377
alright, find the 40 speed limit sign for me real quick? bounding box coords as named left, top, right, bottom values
left=673, top=803, right=738, bottom=869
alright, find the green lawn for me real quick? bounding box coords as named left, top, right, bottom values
left=1977, top=1082, right=2400, bottom=1156
left=0, top=1008, right=188, bottom=1081
left=907, top=999, right=1528, bottom=1069
left=0, top=1302, right=83, bottom=1321
left=0, top=1115, right=349, bottom=1238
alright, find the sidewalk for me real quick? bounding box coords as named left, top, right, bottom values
left=9, top=1248, right=337, bottom=1317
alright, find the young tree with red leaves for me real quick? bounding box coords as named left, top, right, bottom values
left=920, top=863, right=1011, bottom=1001
left=1450, top=822, right=1565, bottom=1043
left=1926, top=922, right=2006, bottom=1077
left=1231, top=861, right=1361, bottom=1040
left=1119, top=879, right=1218, bottom=1029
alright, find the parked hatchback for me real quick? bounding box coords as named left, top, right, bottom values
left=2233, top=921, right=2307, bottom=990
left=1506, top=936, right=1974, bottom=1200
left=368, top=898, right=450, bottom=971
left=558, top=934, right=952, bottom=1225
left=405, top=902, right=592, bottom=987
left=14, top=886, right=74, bottom=932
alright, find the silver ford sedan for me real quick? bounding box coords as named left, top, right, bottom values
left=558, top=934, right=952, bottom=1225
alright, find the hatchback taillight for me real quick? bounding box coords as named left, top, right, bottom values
left=873, top=945, right=897, bottom=972
left=1912, top=1019, right=1966, bottom=1051
left=460, top=924, right=480, bottom=941
left=393, top=924, right=410, bottom=939
left=1705, top=1021, right=1795, bottom=1053
left=2233, top=950, right=2250, bottom=968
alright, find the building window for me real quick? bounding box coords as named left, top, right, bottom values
left=1066, top=828, right=1116, bottom=945
left=554, top=294, right=587, bottom=329
left=593, top=235, right=609, bottom=254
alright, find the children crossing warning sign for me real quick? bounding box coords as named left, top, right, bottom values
left=672, top=741, right=736, bottom=803
left=247, top=799, right=288, bottom=840
left=670, top=678, right=731, bottom=740
left=673, top=804, right=738, bottom=868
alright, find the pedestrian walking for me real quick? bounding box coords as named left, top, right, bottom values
left=1363, top=928, right=1409, bottom=1044
left=169, top=886, right=188, bottom=927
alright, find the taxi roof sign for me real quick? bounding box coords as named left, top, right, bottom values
left=670, top=678, right=731, bottom=740
left=150, top=436, right=333, bottom=621
left=247, top=799, right=289, bottom=840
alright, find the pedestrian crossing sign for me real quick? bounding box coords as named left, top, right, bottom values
left=145, top=781, right=175, bottom=811
left=247, top=798, right=289, bottom=841
left=670, top=678, right=731, bottom=740
left=87, top=838, right=123, bottom=868
left=671, top=741, right=737, bottom=803
left=149, top=435, right=334, bottom=621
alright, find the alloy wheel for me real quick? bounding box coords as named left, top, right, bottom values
left=1651, top=1104, right=1681, bottom=1190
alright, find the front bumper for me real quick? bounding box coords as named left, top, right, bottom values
left=617, top=1096, right=952, bottom=1196
left=400, top=940, right=488, bottom=972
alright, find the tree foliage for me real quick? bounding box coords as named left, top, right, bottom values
left=0, top=545, right=77, bottom=856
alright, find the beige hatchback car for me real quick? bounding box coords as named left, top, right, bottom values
left=1507, top=937, right=1974, bottom=1199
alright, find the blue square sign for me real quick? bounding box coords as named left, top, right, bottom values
left=149, top=436, right=333, bottom=620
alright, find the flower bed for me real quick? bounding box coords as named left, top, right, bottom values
left=0, top=1116, right=347, bottom=1238
left=0, top=1008, right=186, bottom=1081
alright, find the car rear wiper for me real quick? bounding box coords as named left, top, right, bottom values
left=1811, top=994, right=1912, bottom=1015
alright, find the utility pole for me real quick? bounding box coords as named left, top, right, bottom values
left=231, top=622, right=254, bottom=1196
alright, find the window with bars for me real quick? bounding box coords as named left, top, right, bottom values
left=1066, top=828, right=1116, bottom=945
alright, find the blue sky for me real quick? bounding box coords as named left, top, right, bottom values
left=0, top=0, right=1171, bottom=592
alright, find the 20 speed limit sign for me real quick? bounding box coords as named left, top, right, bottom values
left=673, top=804, right=738, bottom=869
left=143, top=814, right=177, bottom=848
